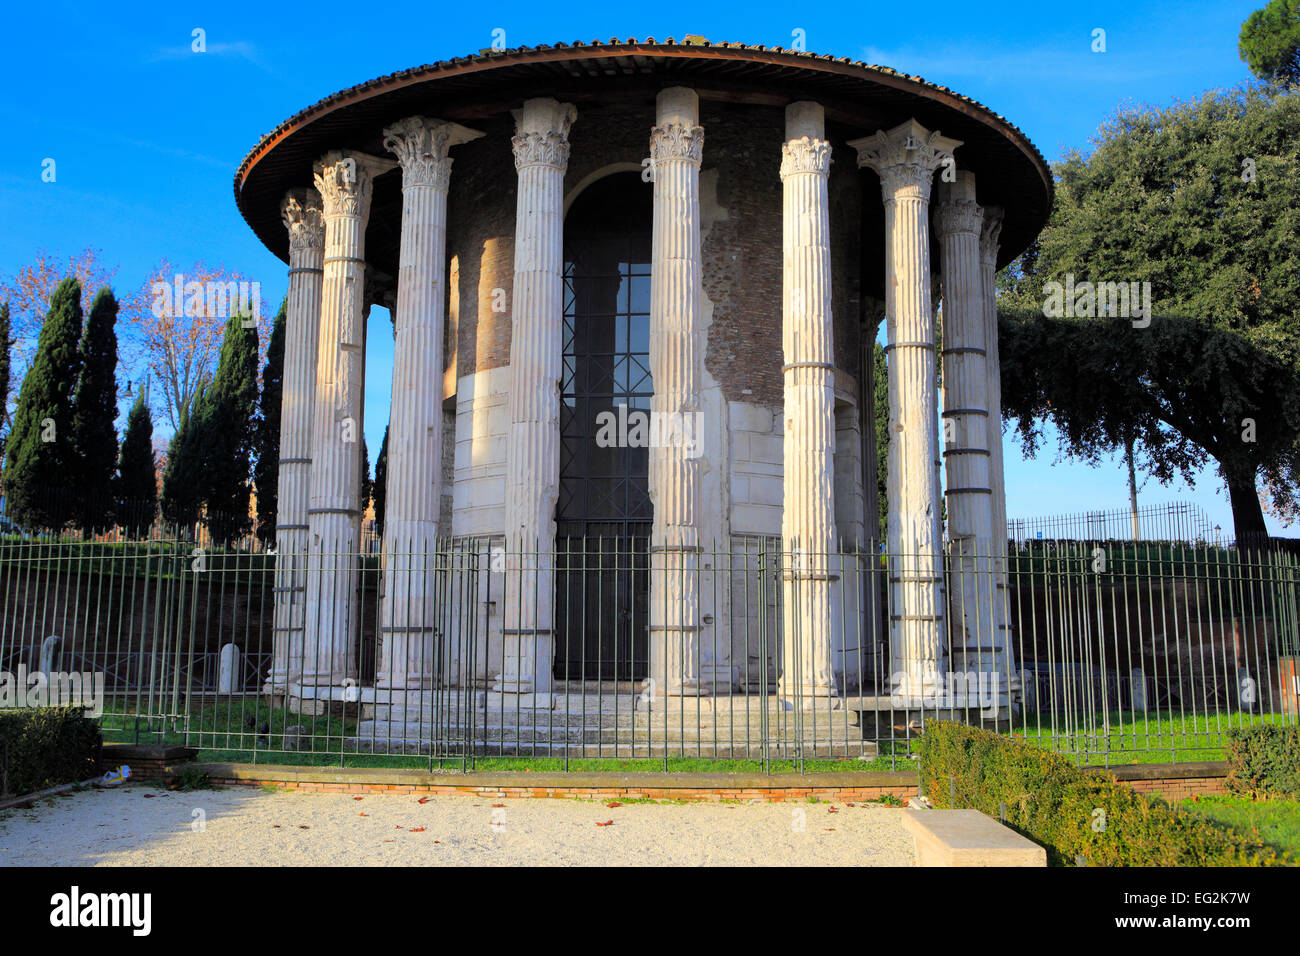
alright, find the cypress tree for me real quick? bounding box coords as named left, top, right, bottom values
left=160, top=383, right=210, bottom=532
left=116, top=391, right=156, bottom=537
left=0, top=302, right=11, bottom=450
left=872, top=341, right=889, bottom=545
left=373, top=423, right=389, bottom=537
left=3, top=277, right=83, bottom=528
left=254, top=300, right=286, bottom=543
left=70, top=288, right=120, bottom=532
left=203, top=314, right=260, bottom=544
left=360, top=435, right=372, bottom=519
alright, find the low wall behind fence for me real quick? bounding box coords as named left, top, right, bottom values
left=5, top=532, right=1299, bottom=769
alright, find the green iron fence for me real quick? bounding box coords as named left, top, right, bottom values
left=1, top=523, right=1297, bottom=772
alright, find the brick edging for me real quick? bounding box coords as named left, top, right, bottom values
left=161, top=760, right=1231, bottom=803
left=181, top=764, right=920, bottom=803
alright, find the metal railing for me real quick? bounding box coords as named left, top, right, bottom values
left=0, top=524, right=1297, bottom=771
left=1008, top=501, right=1226, bottom=548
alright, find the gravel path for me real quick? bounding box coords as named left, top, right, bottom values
left=0, top=784, right=914, bottom=866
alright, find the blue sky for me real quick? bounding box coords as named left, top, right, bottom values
left=0, top=0, right=1283, bottom=536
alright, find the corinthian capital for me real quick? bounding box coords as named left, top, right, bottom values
left=980, top=205, right=1006, bottom=267
left=512, top=130, right=571, bottom=171
left=780, top=137, right=833, bottom=179
left=650, top=122, right=705, bottom=165
left=312, top=151, right=392, bottom=219
left=511, top=99, right=577, bottom=172
left=383, top=118, right=452, bottom=189
left=849, top=119, right=962, bottom=203
left=281, top=188, right=324, bottom=253
left=936, top=198, right=984, bottom=238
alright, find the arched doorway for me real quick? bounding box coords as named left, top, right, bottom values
left=555, top=171, right=653, bottom=681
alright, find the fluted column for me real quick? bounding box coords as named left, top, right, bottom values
left=980, top=205, right=1018, bottom=704
left=497, top=98, right=576, bottom=699
left=850, top=120, right=961, bottom=703
left=301, top=150, right=390, bottom=688
left=779, top=102, right=839, bottom=703
left=937, top=172, right=997, bottom=688
left=647, top=87, right=706, bottom=698
left=266, top=188, right=324, bottom=698
left=376, top=117, right=481, bottom=692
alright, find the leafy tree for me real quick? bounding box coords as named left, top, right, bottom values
left=1240, top=0, right=1300, bottom=87
left=202, top=314, right=260, bottom=544
left=254, top=300, right=286, bottom=543
left=127, top=259, right=267, bottom=430
left=70, top=288, right=119, bottom=532
left=374, top=423, right=389, bottom=537
left=160, top=383, right=210, bottom=531
left=115, top=391, right=156, bottom=537
left=1000, top=85, right=1300, bottom=543
left=3, top=277, right=83, bottom=528
left=0, top=249, right=115, bottom=390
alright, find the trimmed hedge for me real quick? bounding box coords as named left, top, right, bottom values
left=917, top=721, right=1291, bottom=866
left=0, top=707, right=102, bottom=796
left=1226, top=725, right=1300, bottom=799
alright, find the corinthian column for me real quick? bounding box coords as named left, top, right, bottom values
left=301, top=150, right=391, bottom=689
left=266, top=187, right=324, bottom=700
left=376, top=117, right=481, bottom=694
left=647, top=87, right=706, bottom=698
left=936, top=171, right=997, bottom=694
left=980, top=205, right=1018, bottom=706
left=779, top=102, right=839, bottom=703
left=497, top=98, right=576, bottom=701
left=850, top=120, right=961, bottom=704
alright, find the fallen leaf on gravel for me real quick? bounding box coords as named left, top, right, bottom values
left=828, top=807, right=838, bottom=813
left=384, top=839, right=394, bottom=843
left=492, top=803, right=505, bottom=808
left=606, top=801, right=622, bottom=808
left=358, top=813, right=368, bottom=817
left=298, top=825, right=310, bottom=829
left=418, top=797, right=430, bottom=804
left=353, top=796, right=364, bottom=801
left=409, top=827, right=426, bottom=832
left=272, top=825, right=281, bottom=829
left=595, top=820, right=614, bottom=827
left=825, top=828, right=835, bottom=831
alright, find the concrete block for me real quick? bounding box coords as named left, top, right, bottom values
left=901, top=809, right=1046, bottom=867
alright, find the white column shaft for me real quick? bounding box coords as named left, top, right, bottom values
left=981, top=206, right=1018, bottom=702
left=498, top=99, right=575, bottom=697
left=851, top=120, right=961, bottom=702
left=268, top=188, right=324, bottom=695
left=648, top=87, right=705, bottom=698
left=779, top=102, right=838, bottom=701
left=302, top=151, right=384, bottom=686
left=377, top=118, right=464, bottom=691
left=937, top=174, right=996, bottom=685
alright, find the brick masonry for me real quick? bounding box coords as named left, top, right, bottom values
left=120, top=751, right=1230, bottom=805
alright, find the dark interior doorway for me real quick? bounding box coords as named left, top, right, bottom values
left=555, top=172, right=653, bottom=681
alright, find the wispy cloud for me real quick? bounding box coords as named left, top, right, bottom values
left=860, top=42, right=1214, bottom=87
left=149, top=39, right=271, bottom=72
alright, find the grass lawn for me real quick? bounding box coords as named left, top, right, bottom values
left=1177, top=794, right=1300, bottom=857
left=97, top=696, right=1296, bottom=773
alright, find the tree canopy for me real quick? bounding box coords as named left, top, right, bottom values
left=1000, top=84, right=1300, bottom=543
left=254, top=300, right=286, bottom=543
left=3, top=277, right=84, bottom=528
left=1240, top=0, right=1300, bottom=86
left=70, top=287, right=120, bottom=532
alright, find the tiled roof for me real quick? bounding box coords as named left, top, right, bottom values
left=235, top=37, right=1049, bottom=191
